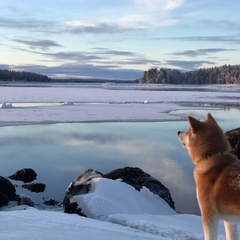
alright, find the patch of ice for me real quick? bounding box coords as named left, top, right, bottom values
left=63, top=101, right=74, bottom=106
left=1, top=101, right=13, bottom=108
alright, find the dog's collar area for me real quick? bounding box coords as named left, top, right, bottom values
left=197, top=151, right=228, bottom=163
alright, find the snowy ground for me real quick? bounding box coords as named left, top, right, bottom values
left=0, top=83, right=240, bottom=239
left=0, top=177, right=228, bottom=240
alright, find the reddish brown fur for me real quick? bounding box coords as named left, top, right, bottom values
left=178, top=113, right=240, bottom=240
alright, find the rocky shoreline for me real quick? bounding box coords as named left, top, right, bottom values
left=1, top=128, right=239, bottom=214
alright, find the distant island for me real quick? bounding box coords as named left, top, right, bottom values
left=137, top=64, right=240, bottom=84
left=0, top=69, right=51, bottom=82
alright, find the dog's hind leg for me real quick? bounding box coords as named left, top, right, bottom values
left=224, top=221, right=238, bottom=240
left=202, top=215, right=219, bottom=240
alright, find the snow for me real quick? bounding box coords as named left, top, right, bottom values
left=0, top=179, right=229, bottom=240
left=0, top=84, right=239, bottom=125
left=0, top=83, right=240, bottom=239
left=71, top=178, right=175, bottom=220
left=0, top=208, right=204, bottom=240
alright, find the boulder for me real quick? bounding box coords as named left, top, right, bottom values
left=63, top=169, right=102, bottom=216
left=0, top=176, right=19, bottom=207
left=8, top=168, right=37, bottom=183
left=225, top=128, right=240, bottom=159
left=44, top=199, right=60, bottom=206
left=104, top=167, right=175, bottom=210
left=22, top=183, right=46, bottom=193
left=63, top=167, right=175, bottom=216
left=19, top=195, right=34, bottom=207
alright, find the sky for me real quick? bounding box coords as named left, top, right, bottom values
left=0, top=0, right=239, bottom=80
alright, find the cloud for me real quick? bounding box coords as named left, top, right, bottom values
left=134, top=0, right=185, bottom=11
left=38, top=48, right=161, bottom=68
left=43, top=51, right=104, bottom=62
left=0, top=15, right=142, bottom=35
left=171, top=48, right=237, bottom=57
left=164, top=60, right=216, bottom=70
left=0, top=64, right=14, bottom=69
left=4, top=44, right=160, bottom=79
left=64, top=0, right=186, bottom=34
left=92, top=48, right=140, bottom=57
left=10, top=63, right=143, bottom=80
left=64, top=21, right=142, bottom=34
left=42, top=48, right=143, bottom=62
left=12, top=39, right=63, bottom=51
left=0, top=17, right=56, bottom=31
left=200, top=19, right=240, bottom=32
left=0, top=0, right=185, bottom=35
left=156, top=35, right=240, bottom=44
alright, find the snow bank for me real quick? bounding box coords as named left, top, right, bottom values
left=0, top=207, right=166, bottom=240
left=108, top=214, right=205, bottom=239
left=1, top=206, right=230, bottom=240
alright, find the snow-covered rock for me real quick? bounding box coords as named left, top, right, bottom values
left=63, top=168, right=175, bottom=220
left=104, top=167, right=175, bottom=210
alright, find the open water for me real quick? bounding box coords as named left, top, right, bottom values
left=0, top=107, right=239, bottom=214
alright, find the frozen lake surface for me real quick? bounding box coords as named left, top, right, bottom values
left=0, top=83, right=240, bottom=125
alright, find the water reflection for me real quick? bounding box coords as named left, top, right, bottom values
left=0, top=108, right=239, bottom=214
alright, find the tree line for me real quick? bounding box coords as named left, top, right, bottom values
left=138, top=64, right=240, bottom=84
left=0, top=69, right=51, bottom=82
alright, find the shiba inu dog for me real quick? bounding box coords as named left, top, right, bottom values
left=178, top=113, right=240, bottom=240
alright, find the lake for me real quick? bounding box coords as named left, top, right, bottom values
left=0, top=107, right=239, bottom=214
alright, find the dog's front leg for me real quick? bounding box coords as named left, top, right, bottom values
left=224, top=221, right=238, bottom=240
left=202, top=214, right=219, bottom=240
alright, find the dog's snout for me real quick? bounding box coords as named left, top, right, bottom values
left=178, top=131, right=181, bottom=136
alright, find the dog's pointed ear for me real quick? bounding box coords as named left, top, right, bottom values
left=188, top=116, right=202, bottom=133
left=206, top=113, right=217, bottom=124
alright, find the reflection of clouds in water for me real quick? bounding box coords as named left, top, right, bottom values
left=61, top=131, right=177, bottom=155
left=147, top=158, right=198, bottom=214
left=115, top=140, right=177, bottom=156
left=58, top=132, right=123, bottom=145
left=0, top=135, right=53, bottom=146
left=127, top=147, right=197, bottom=214
left=133, top=154, right=194, bottom=194
left=56, top=164, right=85, bottom=174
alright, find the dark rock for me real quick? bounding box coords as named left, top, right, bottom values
left=0, top=193, right=9, bottom=207
left=104, top=167, right=175, bottom=210
left=8, top=168, right=37, bottom=183
left=225, top=128, right=240, bottom=159
left=63, top=169, right=102, bottom=216
left=22, top=183, right=46, bottom=193
left=0, top=176, right=19, bottom=207
left=44, top=199, right=60, bottom=206
left=19, top=195, right=34, bottom=207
